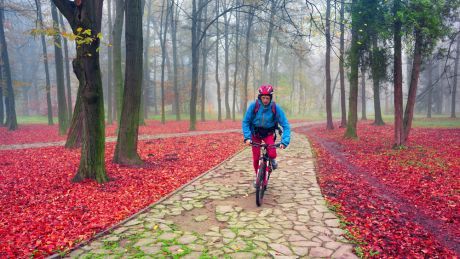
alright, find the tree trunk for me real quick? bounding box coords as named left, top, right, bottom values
left=393, top=0, right=404, bottom=147
left=35, top=0, right=54, bottom=125
left=402, top=31, right=423, bottom=143
left=113, top=0, right=143, bottom=165
left=360, top=65, right=367, bottom=120
left=427, top=59, right=433, bottom=118
left=53, top=0, right=108, bottom=183
left=0, top=71, right=3, bottom=126
left=232, top=4, right=241, bottom=121
left=59, top=13, right=73, bottom=120
left=200, top=2, right=208, bottom=122
left=51, top=3, right=69, bottom=135
left=159, top=0, right=170, bottom=124
left=339, top=0, right=346, bottom=127
left=215, top=0, right=222, bottom=122
left=263, top=0, right=277, bottom=81
left=452, top=27, right=459, bottom=118
left=325, top=0, right=334, bottom=130
left=107, top=0, right=114, bottom=124
left=344, top=0, right=359, bottom=138
left=371, top=36, right=384, bottom=125
left=189, top=0, right=200, bottom=130
left=171, top=0, right=180, bottom=121
left=242, top=6, right=255, bottom=114
left=141, top=0, right=152, bottom=123
left=153, top=40, right=158, bottom=114
left=113, top=0, right=125, bottom=123
left=0, top=3, right=17, bottom=130
left=224, top=5, right=231, bottom=120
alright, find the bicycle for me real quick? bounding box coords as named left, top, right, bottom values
left=251, top=142, right=281, bottom=207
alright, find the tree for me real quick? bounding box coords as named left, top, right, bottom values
left=215, top=0, right=222, bottom=122
left=0, top=0, right=17, bottom=131
left=113, top=0, right=143, bottom=165
left=59, top=13, right=73, bottom=119
left=393, top=0, right=404, bottom=147
left=200, top=2, right=209, bottom=122
left=35, top=0, right=53, bottom=126
left=224, top=0, right=231, bottom=120
left=51, top=2, right=69, bottom=135
left=170, top=0, right=180, bottom=121
left=325, top=0, right=333, bottom=129
left=452, top=25, right=459, bottom=118
left=344, top=0, right=360, bottom=138
left=242, top=6, right=255, bottom=114
left=232, top=2, right=241, bottom=121
left=360, top=65, right=367, bottom=120
left=107, top=0, right=114, bottom=124
left=370, top=35, right=385, bottom=125
left=53, top=0, right=108, bottom=183
left=113, top=0, right=124, bottom=123
left=338, top=0, right=346, bottom=127
left=159, top=0, right=170, bottom=124
left=142, top=0, right=153, bottom=122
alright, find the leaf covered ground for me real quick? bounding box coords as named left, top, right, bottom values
left=0, top=120, right=242, bottom=145
left=0, top=133, right=244, bottom=258
left=297, top=123, right=459, bottom=257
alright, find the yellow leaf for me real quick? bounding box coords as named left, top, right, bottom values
left=83, top=29, right=92, bottom=36
left=97, top=32, right=103, bottom=40
left=76, top=27, right=83, bottom=33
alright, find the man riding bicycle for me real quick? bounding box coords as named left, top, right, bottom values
left=242, top=84, right=291, bottom=185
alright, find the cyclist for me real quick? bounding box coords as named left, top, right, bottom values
left=242, top=84, right=291, bottom=185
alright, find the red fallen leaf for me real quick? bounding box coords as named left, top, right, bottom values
left=0, top=132, right=245, bottom=257
left=297, top=122, right=459, bottom=257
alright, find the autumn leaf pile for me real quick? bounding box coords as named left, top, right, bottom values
left=0, top=133, right=244, bottom=257
left=297, top=123, right=459, bottom=257
left=0, top=120, right=242, bottom=145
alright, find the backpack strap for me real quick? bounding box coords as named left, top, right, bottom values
left=253, top=99, right=260, bottom=115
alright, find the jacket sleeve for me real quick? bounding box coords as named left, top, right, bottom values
left=242, top=102, right=255, bottom=141
left=277, top=106, right=291, bottom=147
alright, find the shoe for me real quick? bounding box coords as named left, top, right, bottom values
left=270, top=159, right=278, bottom=170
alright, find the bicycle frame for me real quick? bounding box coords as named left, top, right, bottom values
left=251, top=142, right=280, bottom=206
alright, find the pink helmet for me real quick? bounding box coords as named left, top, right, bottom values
left=258, top=84, right=274, bottom=97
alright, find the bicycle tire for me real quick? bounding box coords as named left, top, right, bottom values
left=256, top=164, right=266, bottom=207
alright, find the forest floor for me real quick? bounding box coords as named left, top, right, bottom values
left=0, top=120, right=458, bottom=258
left=296, top=122, right=459, bottom=257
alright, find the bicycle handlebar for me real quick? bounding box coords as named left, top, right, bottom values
left=250, top=142, right=282, bottom=148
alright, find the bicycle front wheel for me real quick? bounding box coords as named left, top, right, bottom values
left=256, top=164, right=266, bottom=207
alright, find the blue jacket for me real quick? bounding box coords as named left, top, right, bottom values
left=242, top=99, right=291, bottom=147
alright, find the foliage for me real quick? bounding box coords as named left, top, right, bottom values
left=300, top=122, right=459, bottom=257
left=0, top=133, right=244, bottom=257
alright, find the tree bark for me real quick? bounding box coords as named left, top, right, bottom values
left=263, top=0, right=277, bottom=81
left=107, top=0, right=114, bottom=124
left=113, top=0, right=143, bottom=165
left=0, top=3, right=17, bottom=130
left=0, top=70, right=3, bottom=126
left=189, top=0, right=200, bottom=130
left=170, top=0, right=180, bottom=121
left=371, top=36, right=384, bottom=125
left=141, top=0, right=152, bottom=122
left=242, top=6, right=255, bottom=114
left=35, top=0, right=54, bottom=125
left=200, top=2, right=208, bottom=122
left=325, top=0, right=334, bottom=129
left=53, top=0, right=108, bottom=183
left=215, top=0, right=222, bottom=122
left=339, top=0, right=346, bottom=127
left=59, top=13, right=73, bottom=120
left=402, top=31, right=423, bottom=143
left=113, top=0, right=125, bottom=123
left=232, top=4, right=241, bottom=121
left=393, top=0, right=404, bottom=147
left=224, top=3, right=231, bottom=120
left=452, top=27, right=459, bottom=118
left=427, top=59, right=433, bottom=118
left=51, top=3, right=69, bottom=135
left=344, top=0, right=359, bottom=138
left=360, top=65, right=367, bottom=120
left=159, top=0, right=170, bottom=124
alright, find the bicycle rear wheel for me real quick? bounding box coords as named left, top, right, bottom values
left=256, top=164, right=266, bottom=207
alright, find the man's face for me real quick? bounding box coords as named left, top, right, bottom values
left=261, top=95, right=271, bottom=105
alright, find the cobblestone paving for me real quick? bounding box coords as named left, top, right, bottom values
left=65, top=133, right=357, bottom=258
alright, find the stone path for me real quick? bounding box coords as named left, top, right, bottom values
left=64, top=133, right=357, bottom=258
